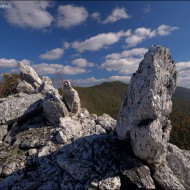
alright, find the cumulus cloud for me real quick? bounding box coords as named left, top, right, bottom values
left=72, top=30, right=131, bottom=52
left=91, top=12, right=101, bottom=21
left=156, top=25, right=178, bottom=36
left=102, top=7, right=131, bottom=24
left=176, top=61, right=190, bottom=88
left=72, top=58, right=95, bottom=67
left=101, top=48, right=148, bottom=74
left=57, top=5, right=88, bottom=28
left=32, top=63, right=89, bottom=75
left=40, top=48, right=64, bottom=60
left=91, top=7, right=130, bottom=24
left=4, top=1, right=53, bottom=29
left=74, top=75, right=131, bottom=87
left=0, top=58, right=30, bottom=68
left=126, top=25, right=178, bottom=47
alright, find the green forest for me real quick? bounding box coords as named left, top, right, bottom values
left=74, top=81, right=190, bottom=150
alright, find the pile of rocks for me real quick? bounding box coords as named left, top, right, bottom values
left=0, top=45, right=189, bottom=190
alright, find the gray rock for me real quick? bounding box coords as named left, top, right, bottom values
left=116, top=45, right=177, bottom=167
left=0, top=171, right=24, bottom=189
left=57, top=158, right=92, bottom=181
left=16, top=79, right=36, bottom=94
left=59, top=117, right=82, bottom=143
left=0, top=93, right=43, bottom=125
left=120, top=147, right=155, bottom=189
left=96, top=114, right=116, bottom=131
left=56, top=131, right=67, bottom=144
left=3, top=122, right=18, bottom=144
left=0, top=125, right=8, bottom=142
left=43, top=92, right=68, bottom=125
left=38, top=76, right=58, bottom=94
left=1, top=161, right=17, bottom=177
left=18, top=62, right=42, bottom=89
left=62, top=81, right=80, bottom=114
left=37, top=181, right=60, bottom=190
left=167, top=143, right=190, bottom=189
left=99, top=176, right=121, bottom=190
left=153, top=162, right=185, bottom=190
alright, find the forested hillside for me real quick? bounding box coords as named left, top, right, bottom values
left=75, top=81, right=190, bottom=150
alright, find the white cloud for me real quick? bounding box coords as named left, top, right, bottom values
left=156, top=25, right=178, bottom=36
left=143, top=4, right=151, bottom=14
left=101, top=48, right=148, bottom=74
left=57, top=5, right=88, bottom=28
left=92, top=7, right=130, bottom=24
left=72, top=58, right=95, bottom=67
left=72, top=30, right=131, bottom=52
left=176, top=61, right=190, bottom=71
left=126, top=25, right=178, bottom=47
left=32, top=63, right=89, bottom=75
left=91, top=12, right=100, bottom=21
left=40, top=48, right=64, bottom=60
left=0, top=58, right=30, bottom=68
left=102, top=7, right=131, bottom=24
left=126, top=27, right=155, bottom=47
left=4, top=1, right=53, bottom=29
left=176, top=61, right=190, bottom=88
left=74, top=75, right=131, bottom=86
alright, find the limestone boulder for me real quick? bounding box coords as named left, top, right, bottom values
left=18, top=62, right=42, bottom=89
left=116, top=45, right=177, bottom=167
left=0, top=93, right=43, bottom=125
left=62, top=81, right=80, bottom=114
left=16, top=79, right=36, bottom=94
left=43, top=92, right=68, bottom=125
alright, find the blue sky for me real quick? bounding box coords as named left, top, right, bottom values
left=0, top=1, right=190, bottom=88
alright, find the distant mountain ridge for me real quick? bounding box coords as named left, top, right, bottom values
left=75, top=81, right=190, bottom=149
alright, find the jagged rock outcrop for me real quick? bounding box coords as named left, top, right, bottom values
left=96, top=114, right=116, bottom=132
left=16, top=79, right=36, bottom=94
left=18, top=62, right=42, bottom=89
left=1, top=45, right=190, bottom=190
left=38, top=76, right=58, bottom=94
left=116, top=45, right=177, bottom=167
left=43, top=92, right=68, bottom=125
left=62, top=81, right=80, bottom=114
left=0, top=93, right=43, bottom=125
left=0, top=125, right=8, bottom=142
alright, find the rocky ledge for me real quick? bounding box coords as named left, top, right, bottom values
left=0, top=45, right=189, bottom=190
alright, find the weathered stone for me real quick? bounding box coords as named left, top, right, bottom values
left=116, top=45, right=177, bottom=167
left=37, top=181, right=60, bottom=190
left=3, top=122, right=19, bottom=144
left=153, top=163, right=185, bottom=190
left=120, top=146, right=155, bottom=189
left=166, top=143, right=190, bottom=189
left=0, top=125, right=8, bottom=142
left=38, top=76, right=58, bottom=94
left=62, top=81, right=80, bottom=114
left=57, top=158, right=92, bottom=181
left=1, top=161, right=17, bottom=177
left=99, top=176, right=121, bottom=190
left=43, top=92, right=68, bottom=125
left=96, top=114, right=116, bottom=131
left=0, top=93, right=43, bottom=125
left=16, top=79, right=36, bottom=94
left=56, top=131, right=67, bottom=144
left=18, top=62, right=42, bottom=89
left=59, top=117, right=82, bottom=143
left=0, top=171, right=24, bottom=189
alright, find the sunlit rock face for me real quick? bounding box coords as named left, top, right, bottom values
left=116, top=45, right=177, bottom=167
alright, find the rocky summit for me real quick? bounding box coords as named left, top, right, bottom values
left=0, top=45, right=190, bottom=190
